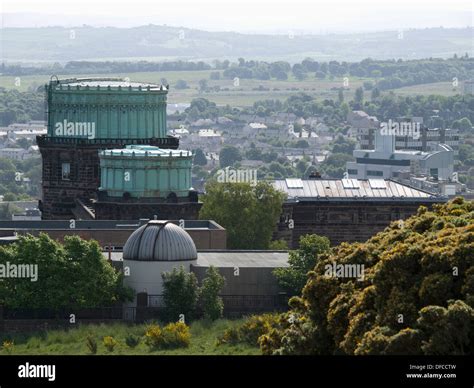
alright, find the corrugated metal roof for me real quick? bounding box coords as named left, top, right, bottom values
left=273, top=179, right=442, bottom=201
left=123, top=221, right=197, bottom=261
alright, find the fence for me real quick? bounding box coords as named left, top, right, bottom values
left=0, top=294, right=289, bottom=332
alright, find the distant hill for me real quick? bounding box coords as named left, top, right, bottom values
left=1, top=26, right=473, bottom=63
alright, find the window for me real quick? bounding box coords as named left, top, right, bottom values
left=62, top=162, right=71, bottom=180
left=367, top=170, right=383, bottom=177
left=348, top=169, right=358, bottom=175
left=430, top=168, right=438, bottom=179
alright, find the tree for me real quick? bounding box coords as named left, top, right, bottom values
left=452, top=117, right=473, bottom=131
left=338, top=89, right=344, bottom=104
left=198, top=79, right=208, bottom=93
left=261, top=197, right=474, bottom=355
left=200, top=266, right=225, bottom=320
left=274, top=234, right=330, bottom=296
left=354, top=87, right=364, bottom=108
left=269, top=240, right=289, bottom=250
left=315, top=71, right=326, bottom=79
left=199, top=181, right=286, bottom=249
left=2, top=192, right=17, bottom=201
left=193, top=148, right=207, bottom=166
left=219, top=146, right=242, bottom=168
left=371, top=87, right=381, bottom=100
left=162, top=266, right=200, bottom=322
left=175, top=79, right=189, bottom=89
left=209, top=71, right=221, bottom=80
left=0, top=234, right=132, bottom=309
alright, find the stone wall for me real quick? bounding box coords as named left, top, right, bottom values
left=10, top=226, right=226, bottom=249
left=94, top=201, right=202, bottom=221
left=274, top=200, right=443, bottom=248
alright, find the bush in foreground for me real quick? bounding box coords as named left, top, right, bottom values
left=260, top=198, right=474, bottom=355
left=145, top=322, right=191, bottom=350
left=217, top=314, right=279, bottom=347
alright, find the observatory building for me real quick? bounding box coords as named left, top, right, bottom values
left=123, top=220, right=198, bottom=305
left=37, top=77, right=200, bottom=220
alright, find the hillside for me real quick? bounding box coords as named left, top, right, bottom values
left=2, top=26, right=473, bottom=63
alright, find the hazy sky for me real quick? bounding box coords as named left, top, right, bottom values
left=1, top=0, right=473, bottom=33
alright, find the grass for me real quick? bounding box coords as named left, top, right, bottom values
left=0, top=319, right=261, bottom=355
left=0, top=70, right=456, bottom=107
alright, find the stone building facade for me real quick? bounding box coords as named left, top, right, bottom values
left=272, top=178, right=446, bottom=247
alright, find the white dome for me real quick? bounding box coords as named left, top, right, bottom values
left=123, top=221, right=197, bottom=261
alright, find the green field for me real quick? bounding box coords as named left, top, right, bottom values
left=0, top=70, right=457, bottom=107
left=0, top=319, right=260, bottom=356
left=390, top=81, right=461, bottom=97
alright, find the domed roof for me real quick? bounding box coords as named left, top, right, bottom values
left=123, top=221, right=197, bottom=261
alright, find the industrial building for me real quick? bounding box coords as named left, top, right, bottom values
left=346, top=126, right=454, bottom=181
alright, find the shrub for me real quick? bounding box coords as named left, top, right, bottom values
left=103, top=336, right=118, bottom=352
left=263, top=198, right=474, bottom=355
left=2, top=340, right=14, bottom=354
left=86, top=335, right=97, bottom=354
left=200, top=266, right=225, bottom=320
left=125, top=334, right=140, bottom=348
left=162, top=266, right=200, bottom=322
left=144, top=324, right=164, bottom=350
left=144, top=322, right=191, bottom=350
left=217, top=314, right=279, bottom=346
left=161, top=322, right=191, bottom=348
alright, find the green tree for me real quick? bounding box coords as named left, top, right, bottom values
left=175, top=79, right=189, bottom=89
left=354, top=87, right=364, bottom=108
left=371, top=87, right=381, bottom=100
left=338, top=89, right=344, bottom=104
left=198, top=79, right=208, bottom=93
left=209, top=71, right=221, bottom=80
left=219, top=146, right=242, bottom=168
left=162, top=266, right=200, bottom=322
left=193, top=148, right=207, bottom=166
left=274, top=234, right=330, bottom=296
left=0, top=234, right=132, bottom=309
left=199, top=181, right=286, bottom=249
left=269, top=240, right=289, bottom=250
left=200, top=266, right=225, bottom=320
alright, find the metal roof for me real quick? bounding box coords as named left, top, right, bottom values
left=123, top=221, right=197, bottom=262
left=273, top=179, right=443, bottom=202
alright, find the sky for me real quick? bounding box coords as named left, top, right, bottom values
left=0, top=0, right=473, bottom=33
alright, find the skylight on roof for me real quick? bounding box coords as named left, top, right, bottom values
left=369, top=179, right=387, bottom=189
left=342, top=179, right=361, bottom=189
left=286, top=178, right=303, bottom=188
